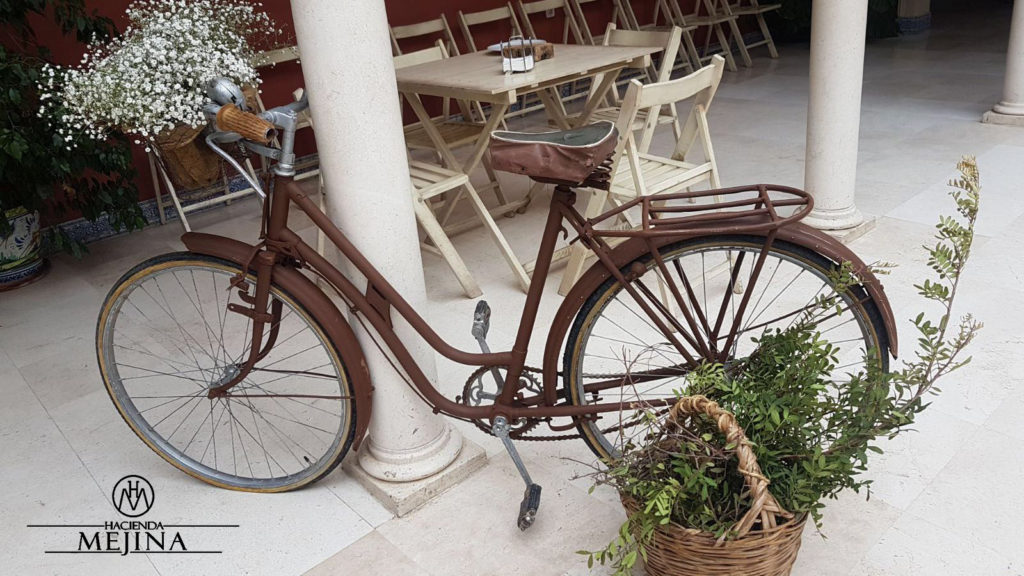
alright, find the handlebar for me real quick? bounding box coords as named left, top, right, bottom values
left=202, top=77, right=309, bottom=181
left=216, top=104, right=276, bottom=144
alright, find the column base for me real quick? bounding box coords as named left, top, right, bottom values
left=345, top=437, right=487, bottom=516
left=802, top=204, right=866, bottom=232
left=982, top=108, right=1024, bottom=126
left=357, top=421, right=465, bottom=482
left=815, top=215, right=877, bottom=244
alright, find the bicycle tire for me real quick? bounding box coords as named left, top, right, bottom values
left=96, top=252, right=358, bottom=492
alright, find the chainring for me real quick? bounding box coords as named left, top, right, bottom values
left=459, top=365, right=543, bottom=438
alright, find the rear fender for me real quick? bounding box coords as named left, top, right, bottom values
left=181, top=232, right=373, bottom=451
left=541, top=223, right=899, bottom=393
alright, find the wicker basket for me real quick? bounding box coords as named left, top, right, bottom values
left=153, top=123, right=221, bottom=190
left=621, top=396, right=807, bottom=576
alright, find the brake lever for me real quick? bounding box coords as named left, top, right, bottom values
left=204, top=132, right=266, bottom=199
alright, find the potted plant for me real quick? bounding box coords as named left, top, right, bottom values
left=583, top=158, right=983, bottom=576
left=0, top=2, right=143, bottom=290
left=40, top=0, right=281, bottom=191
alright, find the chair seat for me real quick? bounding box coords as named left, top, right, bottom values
left=611, top=153, right=713, bottom=197
left=404, top=120, right=486, bottom=150
left=408, top=160, right=469, bottom=199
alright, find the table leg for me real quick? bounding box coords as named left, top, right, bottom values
left=461, top=101, right=509, bottom=175
left=403, top=93, right=462, bottom=169
left=574, top=69, right=623, bottom=127
left=538, top=88, right=572, bottom=130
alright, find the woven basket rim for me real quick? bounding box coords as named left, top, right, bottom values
left=620, top=494, right=808, bottom=542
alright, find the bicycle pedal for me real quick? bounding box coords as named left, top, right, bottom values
left=471, top=300, right=491, bottom=342
left=518, top=483, right=542, bottom=531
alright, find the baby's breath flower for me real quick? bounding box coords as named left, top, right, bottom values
left=40, top=0, right=276, bottom=141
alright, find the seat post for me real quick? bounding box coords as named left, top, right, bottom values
left=502, top=185, right=575, bottom=401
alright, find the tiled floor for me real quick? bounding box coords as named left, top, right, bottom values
left=3, top=5, right=1024, bottom=575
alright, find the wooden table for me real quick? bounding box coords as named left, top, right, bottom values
left=396, top=44, right=659, bottom=177
left=395, top=44, right=661, bottom=289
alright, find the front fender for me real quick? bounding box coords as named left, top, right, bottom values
left=181, top=232, right=373, bottom=452
left=541, top=223, right=899, bottom=394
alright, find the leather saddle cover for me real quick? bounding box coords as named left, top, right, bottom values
left=487, top=122, right=618, bottom=185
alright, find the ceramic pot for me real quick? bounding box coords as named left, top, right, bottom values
left=0, top=207, right=47, bottom=290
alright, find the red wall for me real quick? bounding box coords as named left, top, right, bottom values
left=39, top=0, right=663, bottom=220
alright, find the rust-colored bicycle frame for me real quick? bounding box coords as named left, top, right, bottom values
left=183, top=171, right=898, bottom=449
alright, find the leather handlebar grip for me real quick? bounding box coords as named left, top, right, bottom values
left=216, top=104, right=276, bottom=144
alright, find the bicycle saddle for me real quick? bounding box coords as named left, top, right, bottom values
left=488, top=121, right=618, bottom=189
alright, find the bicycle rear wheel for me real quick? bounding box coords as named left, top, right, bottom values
left=562, top=235, right=889, bottom=462
left=96, top=253, right=357, bottom=491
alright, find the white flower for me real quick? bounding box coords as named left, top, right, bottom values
left=40, top=0, right=277, bottom=140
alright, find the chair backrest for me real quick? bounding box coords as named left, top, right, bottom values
left=516, top=0, right=585, bottom=44
left=610, top=55, right=725, bottom=167
left=458, top=4, right=523, bottom=52
left=603, top=23, right=682, bottom=84
left=390, top=14, right=460, bottom=56
left=585, top=23, right=682, bottom=106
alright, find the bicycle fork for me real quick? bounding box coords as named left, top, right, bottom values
left=472, top=301, right=543, bottom=531
left=208, top=251, right=282, bottom=397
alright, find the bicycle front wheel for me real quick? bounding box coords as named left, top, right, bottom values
left=96, top=253, right=357, bottom=491
left=563, top=235, right=890, bottom=462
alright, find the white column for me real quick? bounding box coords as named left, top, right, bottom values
left=290, top=0, right=462, bottom=482
left=803, top=0, right=869, bottom=231
left=984, top=0, right=1024, bottom=125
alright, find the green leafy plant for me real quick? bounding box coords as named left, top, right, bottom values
left=1, top=0, right=143, bottom=254
left=583, top=157, right=982, bottom=576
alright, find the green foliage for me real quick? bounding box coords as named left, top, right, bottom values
left=583, top=158, right=983, bottom=576
left=767, top=0, right=900, bottom=43
left=0, top=1, right=143, bottom=250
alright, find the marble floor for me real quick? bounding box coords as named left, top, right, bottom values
left=3, top=5, right=1024, bottom=575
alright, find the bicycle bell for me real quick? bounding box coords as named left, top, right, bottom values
left=206, top=77, right=247, bottom=110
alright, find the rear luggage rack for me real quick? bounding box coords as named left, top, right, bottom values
left=589, top=184, right=813, bottom=238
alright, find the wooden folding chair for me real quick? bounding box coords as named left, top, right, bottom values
left=517, top=0, right=586, bottom=44
left=611, top=0, right=700, bottom=74
left=394, top=46, right=531, bottom=294
left=558, top=55, right=727, bottom=294
left=457, top=3, right=524, bottom=51
left=390, top=13, right=461, bottom=56
left=719, top=0, right=781, bottom=60
left=661, top=0, right=749, bottom=72
left=573, top=23, right=685, bottom=136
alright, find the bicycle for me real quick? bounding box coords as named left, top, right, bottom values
left=95, top=78, right=898, bottom=530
